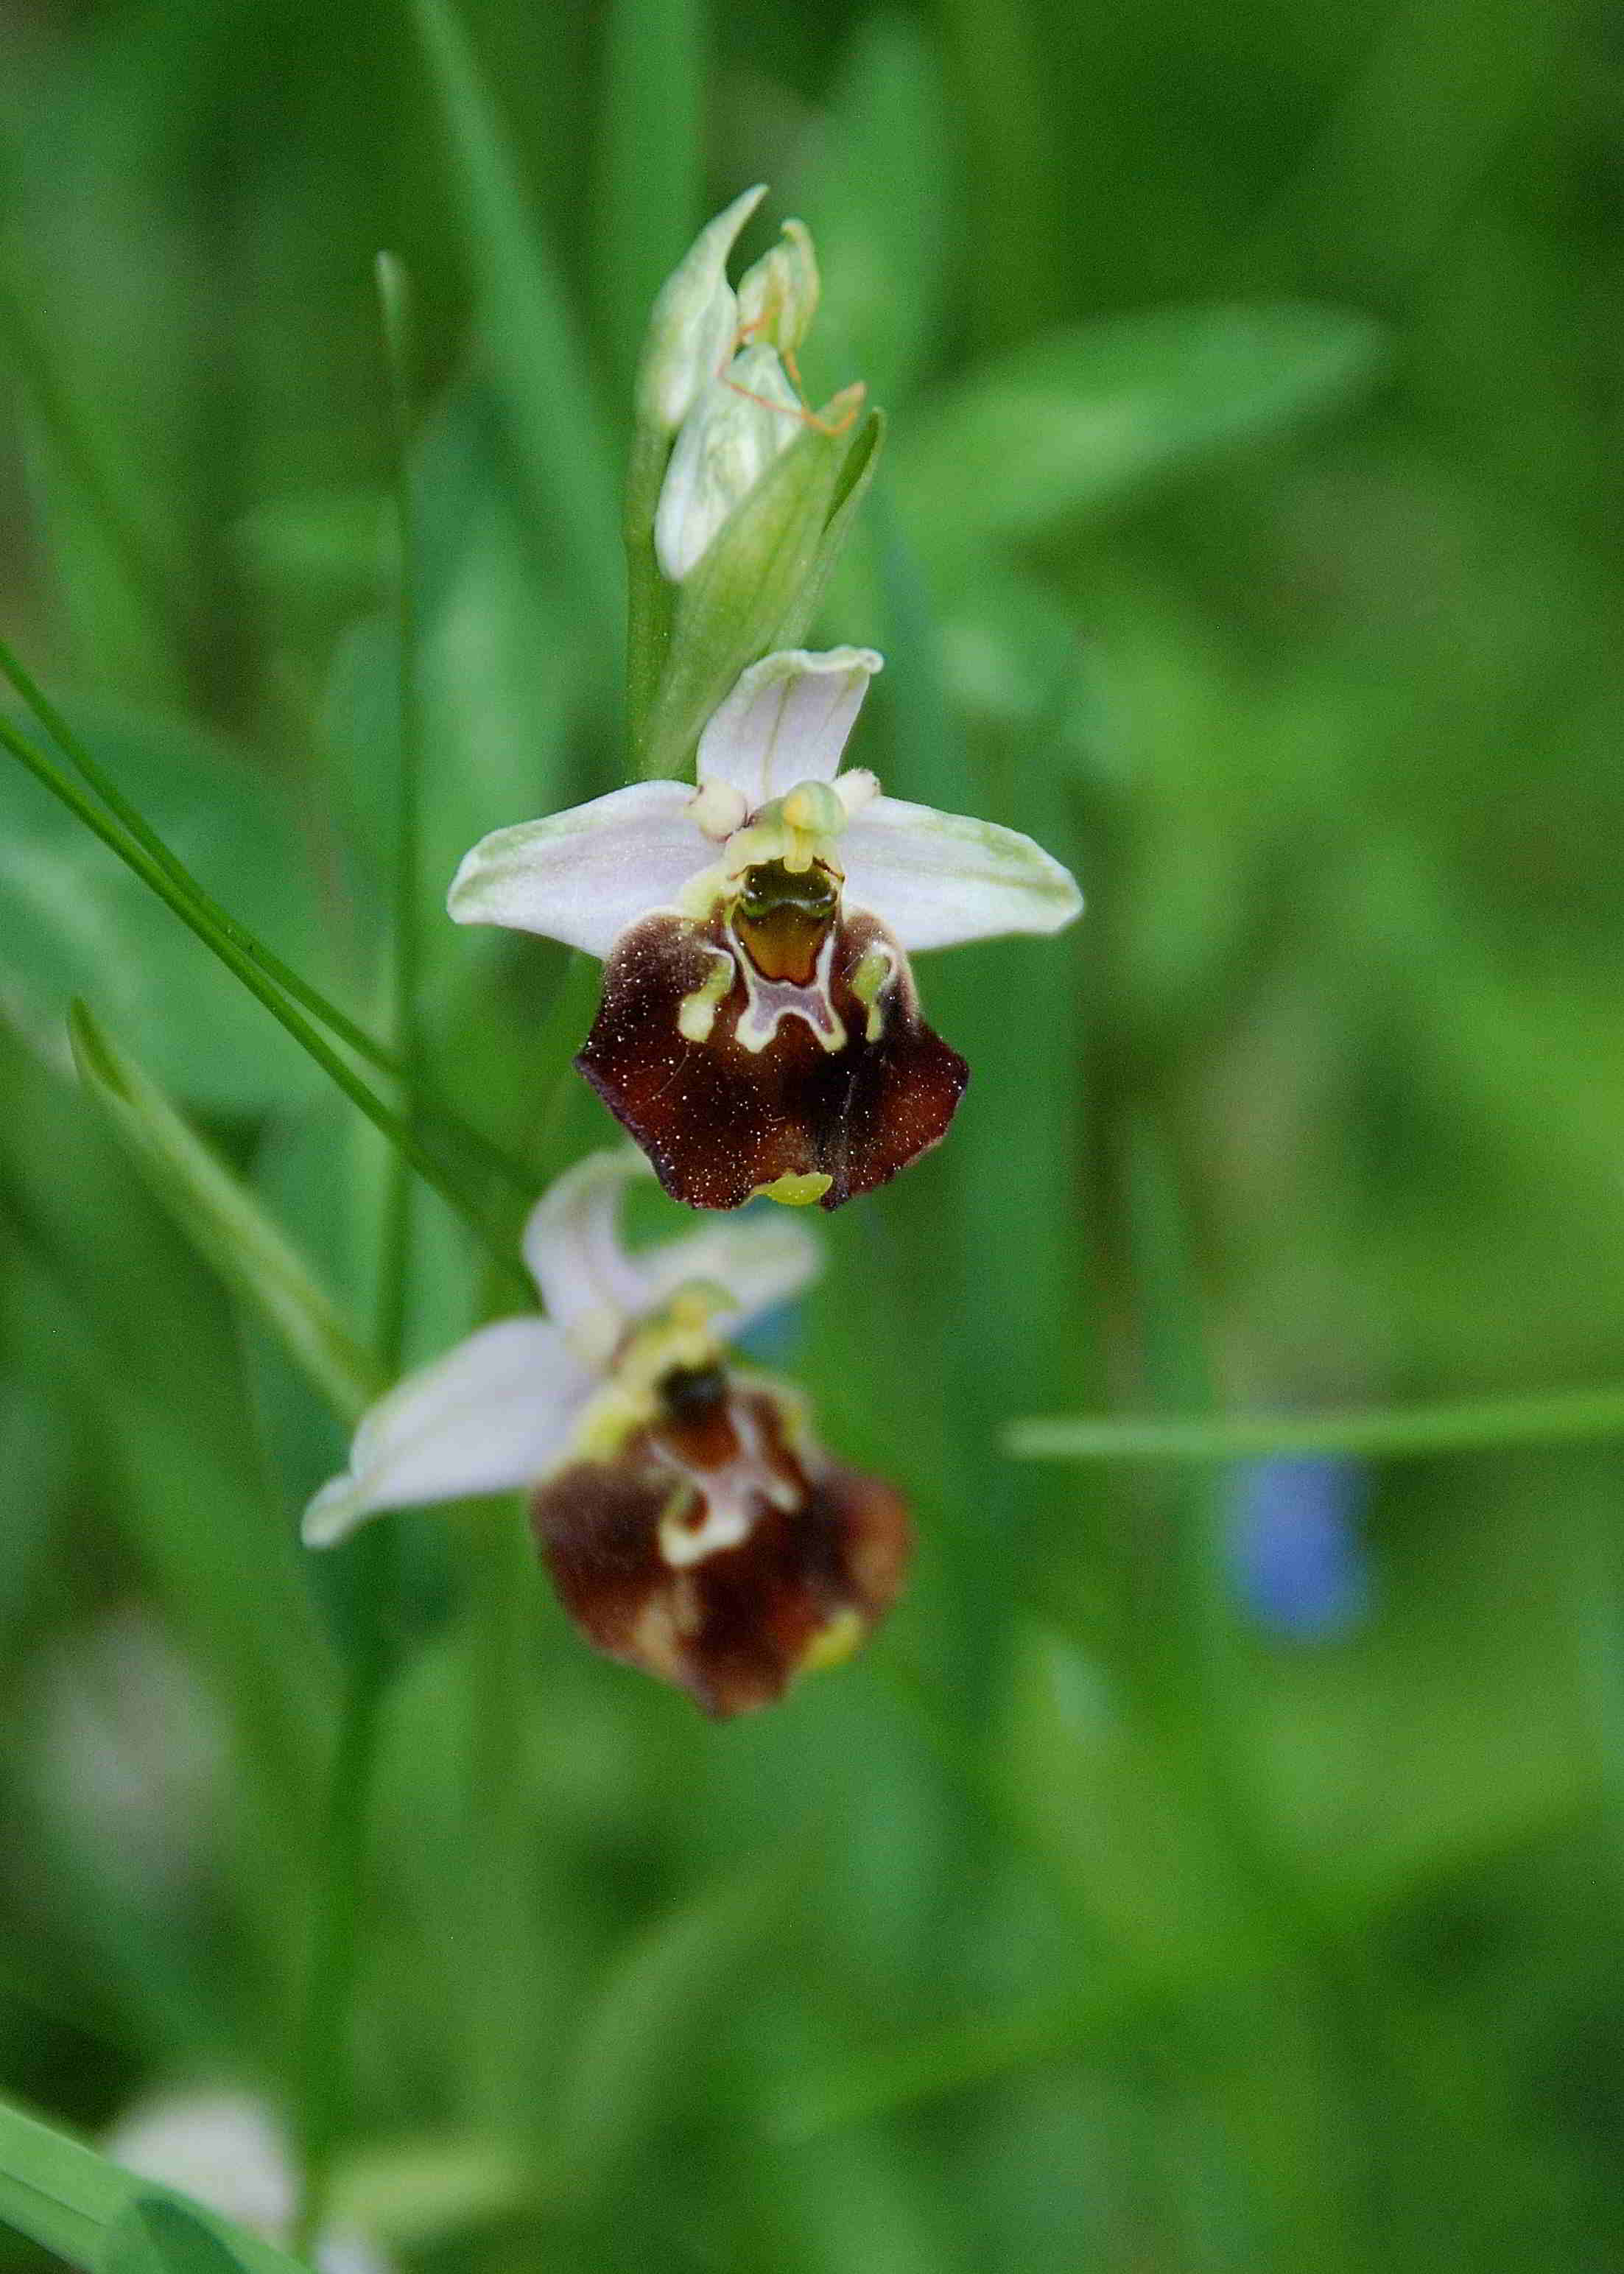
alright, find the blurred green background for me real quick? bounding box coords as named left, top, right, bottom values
left=3, top=1, right=1624, bottom=2269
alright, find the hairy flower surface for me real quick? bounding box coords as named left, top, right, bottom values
left=449, top=648, right=1081, bottom=1210
left=302, top=1153, right=908, bottom=1715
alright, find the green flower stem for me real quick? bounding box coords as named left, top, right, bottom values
left=292, top=259, right=425, bottom=2256
left=290, top=1572, right=395, bottom=2259
left=0, top=712, right=529, bottom=1300
left=624, top=419, right=675, bottom=774
left=1008, top=1386, right=1624, bottom=1464
left=0, top=631, right=537, bottom=1201
left=373, top=250, right=424, bottom=1375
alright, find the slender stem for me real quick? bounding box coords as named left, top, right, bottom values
left=373, top=251, right=423, bottom=1371
left=0, top=713, right=529, bottom=1298
left=624, top=420, right=675, bottom=775
left=1009, top=1383, right=1624, bottom=1464
left=291, top=258, right=423, bottom=2253
left=289, top=1582, right=392, bottom=2258
left=0, top=631, right=538, bottom=1200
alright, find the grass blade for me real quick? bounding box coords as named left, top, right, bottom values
left=1009, top=1387, right=1624, bottom=1463
left=407, top=0, right=622, bottom=631
left=69, top=1002, right=382, bottom=1425
left=0, top=710, right=527, bottom=1291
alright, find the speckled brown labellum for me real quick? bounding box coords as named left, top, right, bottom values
left=531, top=1373, right=910, bottom=1717
left=575, top=905, right=968, bottom=1211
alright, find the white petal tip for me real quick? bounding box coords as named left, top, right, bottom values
left=300, top=1479, right=367, bottom=1549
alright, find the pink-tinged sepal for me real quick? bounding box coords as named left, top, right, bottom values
left=532, top=1374, right=910, bottom=1718
left=575, top=906, right=969, bottom=1212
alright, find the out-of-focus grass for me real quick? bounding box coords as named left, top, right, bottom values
left=2, top=1, right=1623, bottom=2271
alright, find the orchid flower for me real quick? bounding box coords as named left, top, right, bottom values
left=302, top=1152, right=909, bottom=1717
left=448, top=648, right=1082, bottom=1212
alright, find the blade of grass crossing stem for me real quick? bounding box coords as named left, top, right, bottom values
left=407, top=0, right=622, bottom=633
left=292, top=260, right=426, bottom=2254
left=0, top=713, right=529, bottom=1296
left=0, top=631, right=537, bottom=1199
left=69, top=1003, right=382, bottom=1425
left=591, top=0, right=706, bottom=403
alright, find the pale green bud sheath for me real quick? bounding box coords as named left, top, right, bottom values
left=641, top=388, right=866, bottom=781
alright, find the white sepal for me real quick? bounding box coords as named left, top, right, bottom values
left=637, top=184, right=765, bottom=435
left=696, top=647, right=883, bottom=812
left=637, top=1212, right=823, bottom=1336
left=521, top=1151, right=657, bottom=1363
left=446, top=780, right=703, bottom=958
left=301, top=1318, right=592, bottom=1545
left=838, top=794, right=1083, bottom=951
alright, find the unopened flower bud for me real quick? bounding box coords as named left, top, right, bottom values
left=736, top=219, right=820, bottom=358
left=636, top=184, right=767, bottom=436
left=654, top=343, right=802, bottom=581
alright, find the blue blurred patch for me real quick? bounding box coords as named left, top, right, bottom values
left=1226, top=1454, right=1372, bottom=1640
left=731, top=1299, right=807, bottom=1367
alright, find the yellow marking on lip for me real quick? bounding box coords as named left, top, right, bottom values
left=752, top=1171, right=832, bottom=1207
left=849, top=942, right=893, bottom=1043
left=795, top=1608, right=865, bottom=1677
left=677, top=949, right=734, bottom=1043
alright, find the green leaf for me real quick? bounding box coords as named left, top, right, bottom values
left=0, top=2101, right=303, bottom=2274
left=1007, top=1388, right=1624, bottom=1464
left=896, top=302, right=1386, bottom=566
left=407, top=0, right=621, bottom=634
left=0, top=697, right=326, bottom=1111
left=104, top=2197, right=253, bottom=2274
left=70, top=1001, right=382, bottom=1425
left=771, top=409, right=886, bottom=654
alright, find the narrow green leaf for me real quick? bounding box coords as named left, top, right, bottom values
left=0, top=2102, right=303, bottom=2274
left=896, top=303, right=1386, bottom=567
left=0, top=710, right=530, bottom=1285
left=407, top=0, right=622, bottom=631
left=70, top=1002, right=382, bottom=1425
left=0, top=693, right=324, bottom=1111
left=104, top=2197, right=253, bottom=2274
left=770, top=408, right=885, bottom=653
left=1008, top=1387, right=1624, bottom=1463
left=0, top=636, right=538, bottom=1197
